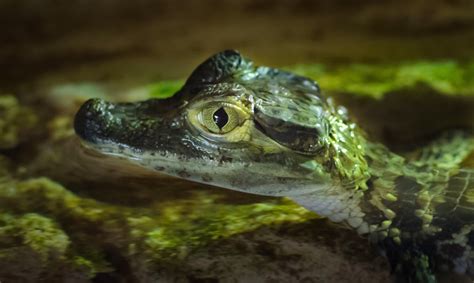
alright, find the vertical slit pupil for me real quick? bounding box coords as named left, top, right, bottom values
left=213, top=107, right=229, bottom=129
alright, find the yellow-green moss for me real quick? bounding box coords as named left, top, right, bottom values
left=293, top=60, right=474, bottom=98
left=0, top=177, right=316, bottom=278
left=0, top=95, right=37, bottom=149
left=148, top=80, right=185, bottom=98
left=128, top=193, right=316, bottom=260
left=0, top=179, right=117, bottom=277
left=0, top=213, right=69, bottom=262
left=0, top=178, right=108, bottom=222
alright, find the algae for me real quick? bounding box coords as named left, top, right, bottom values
left=0, top=213, right=70, bottom=262
left=134, top=194, right=315, bottom=261
left=0, top=176, right=315, bottom=280
left=148, top=80, right=185, bottom=99
left=294, top=60, right=474, bottom=98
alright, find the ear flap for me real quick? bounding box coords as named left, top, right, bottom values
left=254, top=108, right=323, bottom=154
left=184, top=50, right=251, bottom=86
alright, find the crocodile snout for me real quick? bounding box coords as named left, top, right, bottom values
left=74, top=98, right=116, bottom=143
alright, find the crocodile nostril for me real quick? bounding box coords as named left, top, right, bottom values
left=74, top=98, right=110, bottom=142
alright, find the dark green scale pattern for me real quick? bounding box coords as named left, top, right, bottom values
left=358, top=143, right=474, bottom=280
left=391, top=176, right=424, bottom=232
left=432, top=170, right=474, bottom=239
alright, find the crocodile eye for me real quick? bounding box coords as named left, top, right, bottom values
left=200, top=104, right=240, bottom=134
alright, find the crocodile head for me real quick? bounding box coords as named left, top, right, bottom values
left=74, top=50, right=369, bottom=197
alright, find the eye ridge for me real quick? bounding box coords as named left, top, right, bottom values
left=213, top=107, right=229, bottom=129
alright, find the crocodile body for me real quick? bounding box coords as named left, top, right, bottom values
left=74, top=50, right=474, bottom=282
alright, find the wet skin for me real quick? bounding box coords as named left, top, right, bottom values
left=75, top=50, right=474, bottom=282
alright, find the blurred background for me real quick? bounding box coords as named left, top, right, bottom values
left=1, top=0, right=473, bottom=90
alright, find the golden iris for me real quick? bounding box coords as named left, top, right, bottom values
left=200, top=104, right=240, bottom=134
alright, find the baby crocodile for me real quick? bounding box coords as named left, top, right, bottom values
left=74, top=50, right=474, bottom=282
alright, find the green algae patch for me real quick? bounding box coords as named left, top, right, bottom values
left=0, top=95, right=37, bottom=149
left=130, top=194, right=316, bottom=261
left=0, top=213, right=70, bottom=262
left=0, top=178, right=112, bottom=223
left=288, top=60, right=474, bottom=98
left=0, top=177, right=317, bottom=280
left=148, top=80, right=184, bottom=99
left=0, top=178, right=125, bottom=279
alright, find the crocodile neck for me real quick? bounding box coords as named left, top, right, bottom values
left=360, top=142, right=424, bottom=240
left=291, top=140, right=454, bottom=240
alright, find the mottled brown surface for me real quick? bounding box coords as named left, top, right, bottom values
left=153, top=220, right=390, bottom=283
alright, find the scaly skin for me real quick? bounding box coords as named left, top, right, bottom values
left=74, top=50, right=474, bottom=282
